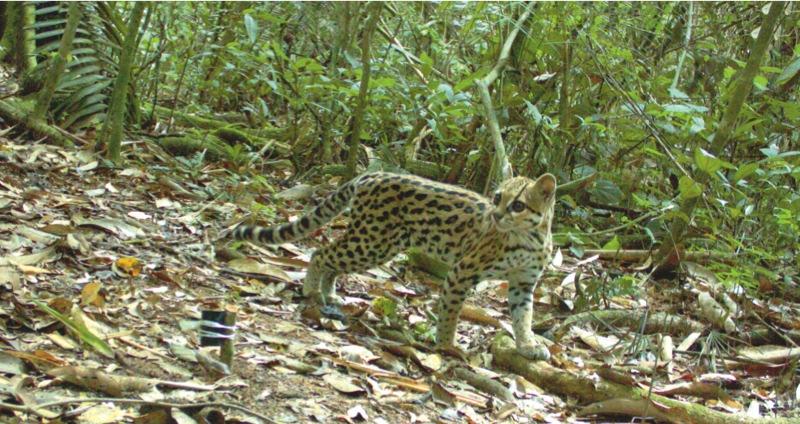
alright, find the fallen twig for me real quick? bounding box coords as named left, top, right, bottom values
left=453, top=367, right=514, bottom=402
left=0, top=397, right=277, bottom=423
left=492, top=334, right=797, bottom=424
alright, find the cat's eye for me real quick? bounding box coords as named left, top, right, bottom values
left=510, top=201, right=526, bottom=212
left=493, top=193, right=501, bottom=205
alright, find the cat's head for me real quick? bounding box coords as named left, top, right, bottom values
left=490, top=173, right=556, bottom=232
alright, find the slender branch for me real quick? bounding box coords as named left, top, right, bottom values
left=669, top=2, right=693, bottom=92
left=711, top=1, right=786, bottom=152
left=377, top=19, right=428, bottom=84
left=587, top=40, right=691, bottom=179
left=33, top=2, right=81, bottom=121
left=477, top=2, right=536, bottom=185
left=344, top=3, right=381, bottom=180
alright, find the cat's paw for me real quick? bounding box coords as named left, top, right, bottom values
left=517, top=344, right=551, bottom=361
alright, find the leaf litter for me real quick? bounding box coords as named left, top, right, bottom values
left=1, top=138, right=799, bottom=423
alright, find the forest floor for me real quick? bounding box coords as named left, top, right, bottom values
left=2, top=137, right=800, bottom=423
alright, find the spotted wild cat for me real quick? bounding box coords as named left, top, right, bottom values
left=233, top=172, right=556, bottom=360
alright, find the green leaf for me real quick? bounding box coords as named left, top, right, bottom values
left=524, top=100, right=543, bottom=124
left=372, top=296, right=398, bottom=318
left=694, top=148, right=722, bottom=174
left=678, top=176, right=703, bottom=200
left=664, top=103, right=708, bottom=114
left=370, top=77, right=396, bottom=88
left=668, top=87, right=689, bottom=100
left=454, top=69, right=485, bottom=92
left=733, top=162, right=759, bottom=181
left=689, top=116, right=705, bottom=134
left=776, top=56, right=800, bottom=86
left=753, top=75, right=768, bottom=90
left=33, top=300, right=114, bottom=358
left=244, top=14, right=258, bottom=44
left=591, top=179, right=623, bottom=205
left=602, top=236, right=621, bottom=251
left=723, top=66, right=736, bottom=80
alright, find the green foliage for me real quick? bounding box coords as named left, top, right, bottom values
left=32, top=2, right=122, bottom=129
left=372, top=296, right=398, bottom=320
left=16, top=2, right=798, bottom=292
left=576, top=275, right=640, bottom=311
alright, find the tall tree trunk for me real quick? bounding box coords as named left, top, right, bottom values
left=344, top=3, right=381, bottom=181
left=321, top=2, right=355, bottom=163
left=2, top=3, right=37, bottom=70
left=32, top=3, right=81, bottom=121
left=99, top=2, right=147, bottom=164
left=199, top=2, right=246, bottom=99
left=0, top=3, right=7, bottom=46
left=654, top=1, right=786, bottom=269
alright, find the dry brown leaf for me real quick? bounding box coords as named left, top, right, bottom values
left=323, top=373, right=365, bottom=395
left=81, top=281, right=105, bottom=307
left=0, top=245, right=59, bottom=267
left=114, top=256, right=143, bottom=277
left=228, top=258, right=292, bottom=282
left=78, top=404, right=127, bottom=424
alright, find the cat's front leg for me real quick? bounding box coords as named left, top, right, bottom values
left=507, top=276, right=550, bottom=361
left=435, top=264, right=478, bottom=353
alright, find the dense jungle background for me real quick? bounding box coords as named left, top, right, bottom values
left=1, top=2, right=800, bottom=423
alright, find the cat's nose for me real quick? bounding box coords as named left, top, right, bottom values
left=492, top=211, right=503, bottom=221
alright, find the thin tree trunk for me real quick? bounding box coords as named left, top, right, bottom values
left=655, top=2, right=786, bottom=269
left=199, top=3, right=246, bottom=99
left=476, top=2, right=535, bottom=187
left=32, top=3, right=81, bottom=121
left=321, top=2, right=354, bottom=163
left=99, top=2, right=147, bottom=164
left=0, top=3, right=7, bottom=46
left=344, top=3, right=381, bottom=181
left=558, top=25, right=573, bottom=169
left=3, top=3, right=37, bottom=70
left=669, top=2, right=693, bottom=92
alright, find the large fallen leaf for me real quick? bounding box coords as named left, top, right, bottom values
left=81, top=281, right=105, bottom=307
left=338, top=345, right=379, bottom=364
left=228, top=258, right=292, bottom=282
left=78, top=404, right=127, bottom=424
left=323, top=373, right=365, bottom=395
left=573, top=327, right=620, bottom=352
left=73, top=215, right=145, bottom=239
left=0, top=245, right=59, bottom=267
left=736, top=345, right=800, bottom=364
left=0, top=265, right=20, bottom=287
left=0, top=351, right=25, bottom=375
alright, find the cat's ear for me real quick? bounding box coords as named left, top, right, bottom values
left=535, top=173, right=556, bottom=199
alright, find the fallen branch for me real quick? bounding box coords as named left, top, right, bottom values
left=0, top=99, right=74, bottom=146
left=491, top=334, right=796, bottom=424
left=323, top=355, right=486, bottom=407
left=143, top=104, right=289, bottom=156
left=0, top=397, right=276, bottom=423
left=453, top=367, right=514, bottom=402
left=550, top=309, right=704, bottom=340
left=580, top=249, right=734, bottom=264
